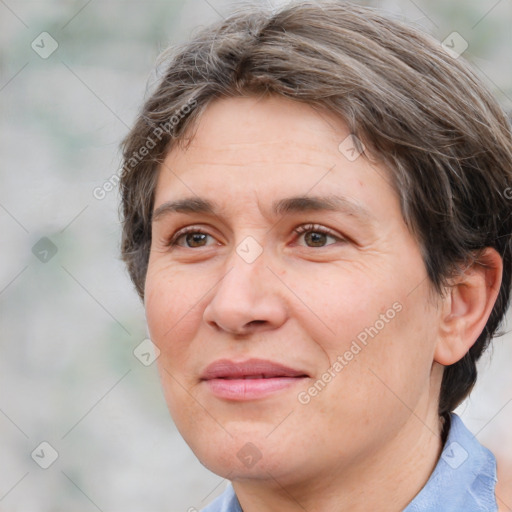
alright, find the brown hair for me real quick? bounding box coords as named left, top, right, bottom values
left=119, top=0, right=512, bottom=416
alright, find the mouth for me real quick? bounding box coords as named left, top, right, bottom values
left=200, top=358, right=310, bottom=401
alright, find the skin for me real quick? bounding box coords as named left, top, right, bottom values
left=144, top=94, right=502, bottom=512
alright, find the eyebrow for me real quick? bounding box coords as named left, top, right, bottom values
left=152, top=194, right=375, bottom=224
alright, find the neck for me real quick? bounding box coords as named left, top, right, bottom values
left=232, top=409, right=445, bottom=512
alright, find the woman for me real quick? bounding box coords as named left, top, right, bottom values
left=119, top=1, right=512, bottom=510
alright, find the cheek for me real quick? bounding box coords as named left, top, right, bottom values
left=283, top=264, right=399, bottom=354
left=302, top=259, right=438, bottom=399
left=144, top=266, right=204, bottom=366
left=320, top=288, right=439, bottom=420
left=145, top=273, right=206, bottom=430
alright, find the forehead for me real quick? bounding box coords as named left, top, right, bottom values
left=172, top=94, right=349, bottom=165
left=153, top=94, right=397, bottom=221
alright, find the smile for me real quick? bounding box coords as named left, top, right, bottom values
left=200, top=358, right=310, bottom=400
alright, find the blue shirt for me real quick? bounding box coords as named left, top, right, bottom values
left=200, top=413, right=498, bottom=511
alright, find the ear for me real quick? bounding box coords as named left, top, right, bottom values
left=434, top=248, right=503, bottom=366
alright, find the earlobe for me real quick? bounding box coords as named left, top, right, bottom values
left=434, top=248, right=503, bottom=366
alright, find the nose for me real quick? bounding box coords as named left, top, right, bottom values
left=202, top=246, right=288, bottom=336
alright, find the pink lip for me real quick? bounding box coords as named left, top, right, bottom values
left=200, top=358, right=309, bottom=401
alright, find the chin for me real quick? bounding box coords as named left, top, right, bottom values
left=186, top=428, right=310, bottom=484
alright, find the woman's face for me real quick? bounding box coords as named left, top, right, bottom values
left=145, top=95, right=444, bottom=487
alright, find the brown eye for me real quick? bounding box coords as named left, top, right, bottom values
left=182, top=232, right=209, bottom=247
left=167, top=228, right=215, bottom=248
left=304, top=231, right=330, bottom=247
left=294, top=224, right=343, bottom=248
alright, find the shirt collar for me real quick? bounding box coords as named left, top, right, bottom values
left=404, top=412, right=498, bottom=511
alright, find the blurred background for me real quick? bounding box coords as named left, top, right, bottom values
left=0, top=0, right=511, bottom=510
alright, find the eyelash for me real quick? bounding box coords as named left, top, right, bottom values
left=165, top=223, right=344, bottom=248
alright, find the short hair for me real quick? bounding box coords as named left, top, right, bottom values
left=119, top=0, right=512, bottom=416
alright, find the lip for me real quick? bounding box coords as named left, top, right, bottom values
left=200, top=358, right=309, bottom=401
